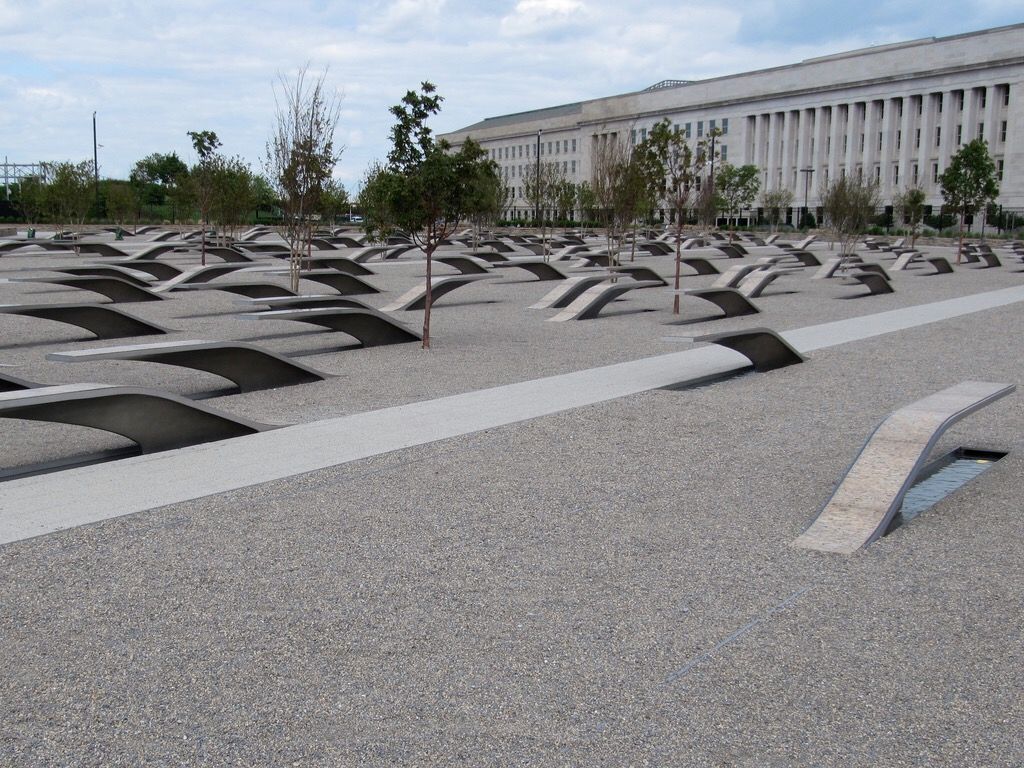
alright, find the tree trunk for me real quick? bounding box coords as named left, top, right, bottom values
left=423, top=232, right=434, bottom=350
left=672, top=221, right=683, bottom=315
left=956, top=214, right=965, bottom=264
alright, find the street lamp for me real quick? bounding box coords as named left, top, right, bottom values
left=800, top=168, right=814, bottom=229
left=535, top=129, right=542, bottom=227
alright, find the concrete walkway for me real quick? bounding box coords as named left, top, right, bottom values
left=2, top=285, right=1024, bottom=545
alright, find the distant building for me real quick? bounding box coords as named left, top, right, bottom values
left=441, top=24, right=1023, bottom=225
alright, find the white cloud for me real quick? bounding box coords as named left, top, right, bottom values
left=500, top=0, right=586, bottom=36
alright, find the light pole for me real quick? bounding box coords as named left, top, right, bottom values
left=800, top=168, right=814, bottom=229
left=535, top=129, right=542, bottom=227
left=92, top=111, right=100, bottom=210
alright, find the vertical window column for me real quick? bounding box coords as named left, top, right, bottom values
left=916, top=93, right=939, bottom=189
left=897, top=96, right=915, bottom=192
left=843, top=102, right=861, bottom=176
left=827, top=103, right=844, bottom=186
left=938, top=89, right=958, bottom=174
left=878, top=98, right=897, bottom=198
left=983, top=85, right=1000, bottom=146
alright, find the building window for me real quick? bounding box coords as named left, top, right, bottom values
left=859, top=133, right=864, bottom=152
left=571, top=139, right=576, bottom=152
left=874, top=166, right=880, bottom=182
left=878, top=132, right=882, bottom=151
left=640, top=128, right=647, bottom=141
left=1004, top=87, right=1010, bottom=106
left=997, top=159, right=1004, bottom=181
left=720, top=145, right=727, bottom=162
left=958, top=91, right=964, bottom=111
left=722, top=118, right=729, bottom=134
left=555, top=141, right=560, bottom=154
left=978, top=122, right=984, bottom=139
left=685, top=122, right=692, bottom=139
left=843, top=135, right=848, bottom=153
left=956, top=125, right=962, bottom=145
left=709, top=119, right=716, bottom=131
left=932, top=163, right=939, bottom=183
left=518, top=146, right=523, bottom=157
left=913, top=164, right=919, bottom=184
left=935, top=126, right=941, bottom=147
left=547, top=141, right=552, bottom=154
left=896, top=131, right=901, bottom=150
left=915, top=128, right=921, bottom=148
left=571, top=160, right=576, bottom=174
left=563, top=161, right=568, bottom=173
left=917, top=98, right=922, bottom=115
left=893, top=165, right=899, bottom=184
left=697, top=121, right=704, bottom=137
left=1000, top=121, right=1007, bottom=143
left=981, top=90, right=987, bottom=109
left=630, top=129, right=637, bottom=145
left=826, top=136, right=831, bottom=155
left=897, top=99, right=904, bottom=117
left=937, top=93, right=943, bottom=113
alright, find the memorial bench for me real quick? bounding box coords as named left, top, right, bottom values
left=47, top=339, right=330, bottom=393
left=0, top=303, right=170, bottom=339
left=792, top=381, right=1015, bottom=554
left=0, top=383, right=274, bottom=454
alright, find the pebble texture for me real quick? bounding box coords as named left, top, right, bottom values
left=0, top=236, right=1022, bottom=765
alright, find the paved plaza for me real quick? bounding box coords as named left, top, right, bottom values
left=0, top=233, right=1022, bottom=765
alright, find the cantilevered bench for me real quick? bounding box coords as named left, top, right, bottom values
left=244, top=308, right=422, bottom=347
left=529, top=274, right=612, bottom=309
left=0, top=383, right=274, bottom=454
left=172, top=282, right=296, bottom=299
left=692, top=327, right=806, bottom=372
left=48, top=339, right=330, bottom=393
left=608, top=265, right=668, bottom=285
left=924, top=257, right=954, bottom=274
left=737, top=268, right=798, bottom=298
left=114, top=260, right=184, bottom=281
left=0, top=370, right=39, bottom=391
left=0, top=303, right=170, bottom=339
left=812, top=256, right=864, bottom=280
left=682, top=288, right=760, bottom=318
left=850, top=262, right=890, bottom=279
left=154, top=263, right=251, bottom=291
left=548, top=279, right=662, bottom=321
left=493, top=259, right=569, bottom=281
left=14, top=276, right=166, bottom=303
left=204, top=246, right=255, bottom=263
left=679, top=257, right=720, bottom=275
left=380, top=274, right=494, bottom=312
left=844, top=271, right=895, bottom=296
left=78, top=242, right=180, bottom=260
left=972, top=252, right=1002, bottom=268
left=289, top=270, right=380, bottom=296
left=304, top=256, right=376, bottom=276
left=55, top=266, right=158, bottom=287
left=712, top=263, right=761, bottom=288
left=792, top=381, right=1015, bottom=554
left=238, top=295, right=377, bottom=311
left=436, top=255, right=493, bottom=275
left=891, top=251, right=924, bottom=270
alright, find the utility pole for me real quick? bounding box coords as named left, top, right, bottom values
left=92, top=111, right=100, bottom=210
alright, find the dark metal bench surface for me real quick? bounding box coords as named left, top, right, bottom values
left=0, top=383, right=275, bottom=454
left=48, top=339, right=330, bottom=393
left=0, top=303, right=170, bottom=340
left=245, top=308, right=422, bottom=347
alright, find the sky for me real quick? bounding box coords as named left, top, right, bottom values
left=1, top=0, right=1021, bottom=192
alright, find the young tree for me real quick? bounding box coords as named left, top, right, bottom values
left=576, top=181, right=597, bottom=235
left=317, top=178, right=349, bottom=227
left=45, top=160, right=94, bottom=244
left=820, top=174, right=880, bottom=264
left=642, top=119, right=694, bottom=314
left=187, top=129, right=222, bottom=264
left=130, top=152, right=188, bottom=221
left=715, top=164, right=760, bottom=241
left=892, top=185, right=926, bottom=248
left=361, top=82, right=493, bottom=348
left=762, top=188, right=794, bottom=233
left=17, top=175, right=46, bottom=226
left=590, top=132, right=632, bottom=267
left=104, top=180, right=140, bottom=234
left=265, top=65, right=344, bottom=292
left=460, top=142, right=503, bottom=254
left=524, top=160, right=565, bottom=258
left=212, top=156, right=259, bottom=242
left=939, top=139, right=999, bottom=262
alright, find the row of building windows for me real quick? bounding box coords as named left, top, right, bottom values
left=500, top=160, right=577, bottom=180
left=490, top=139, right=578, bottom=161
left=630, top=117, right=731, bottom=145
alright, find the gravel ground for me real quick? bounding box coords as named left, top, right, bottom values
left=0, top=235, right=1022, bottom=765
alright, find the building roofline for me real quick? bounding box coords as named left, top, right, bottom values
left=443, top=23, right=1024, bottom=138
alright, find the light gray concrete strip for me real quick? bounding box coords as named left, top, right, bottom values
left=3, top=284, right=1024, bottom=545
